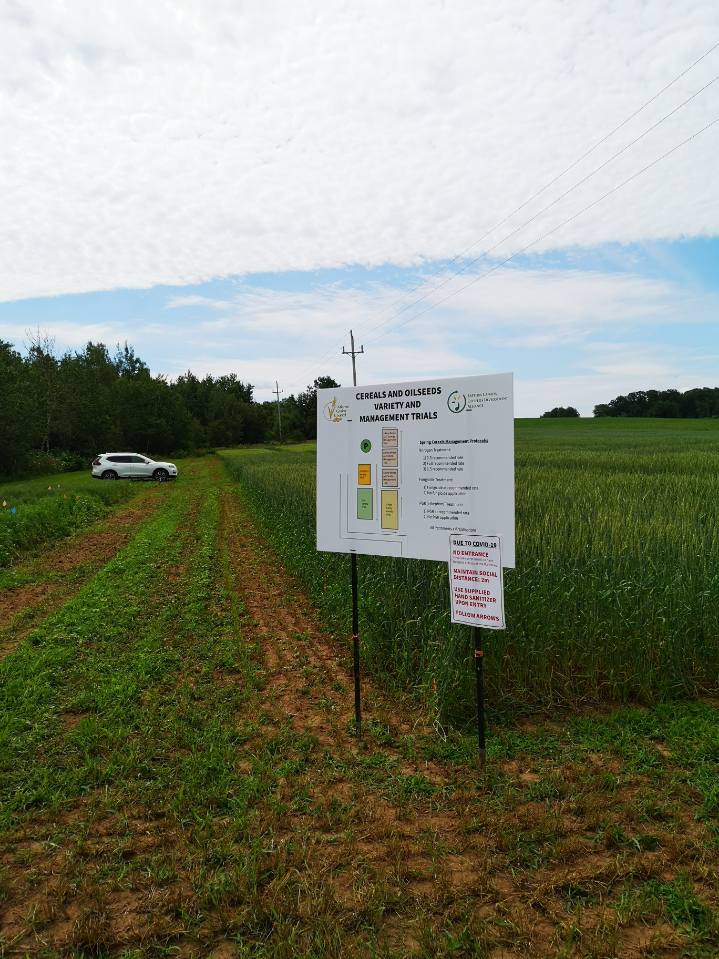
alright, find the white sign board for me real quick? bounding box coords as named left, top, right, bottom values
left=316, top=373, right=514, bottom=566
left=449, top=534, right=505, bottom=629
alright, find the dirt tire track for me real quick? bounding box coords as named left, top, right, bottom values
left=0, top=464, right=707, bottom=958
left=219, top=488, right=479, bottom=890
left=0, top=474, right=208, bottom=953
left=221, top=488, right=395, bottom=748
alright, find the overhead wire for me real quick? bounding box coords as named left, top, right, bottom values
left=383, top=37, right=719, bottom=309
left=363, top=116, right=719, bottom=348
left=359, top=73, right=718, bottom=344
left=285, top=40, right=719, bottom=389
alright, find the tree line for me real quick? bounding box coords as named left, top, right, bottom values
left=4, top=333, right=715, bottom=477
left=593, top=388, right=719, bottom=418
left=0, top=337, right=338, bottom=478
left=541, top=389, right=719, bottom=420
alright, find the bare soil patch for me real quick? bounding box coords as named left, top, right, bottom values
left=220, top=489, right=427, bottom=745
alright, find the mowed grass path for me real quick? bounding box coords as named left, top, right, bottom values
left=0, top=457, right=718, bottom=956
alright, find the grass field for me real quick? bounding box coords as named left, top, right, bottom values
left=221, top=418, right=719, bottom=721
left=0, top=469, right=106, bottom=506
left=0, top=469, right=138, bottom=570
left=1, top=433, right=719, bottom=956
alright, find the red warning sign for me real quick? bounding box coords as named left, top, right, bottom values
left=449, top=534, right=505, bottom=629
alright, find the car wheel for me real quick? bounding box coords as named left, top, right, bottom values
left=101, top=470, right=118, bottom=480
left=153, top=468, right=169, bottom=482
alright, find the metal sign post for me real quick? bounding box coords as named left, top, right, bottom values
left=342, top=330, right=365, bottom=738
left=351, top=551, right=361, bottom=737
left=473, top=626, right=486, bottom=766
left=449, top=535, right=505, bottom=765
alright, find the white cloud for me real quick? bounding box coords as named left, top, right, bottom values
left=0, top=1, right=717, bottom=301
left=2, top=260, right=714, bottom=412
left=580, top=341, right=679, bottom=378
left=378, top=265, right=698, bottom=347
left=0, top=319, right=124, bottom=351
left=169, top=265, right=714, bottom=355
left=165, top=295, right=234, bottom=310
left=182, top=343, right=478, bottom=397
left=144, top=266, right=716, bottom=404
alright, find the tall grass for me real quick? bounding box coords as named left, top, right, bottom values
left=0, top=476, right=135, bottom=569
left=0, top=468, right=121, bottom=505
left=221, top=420, right=719, bottom=721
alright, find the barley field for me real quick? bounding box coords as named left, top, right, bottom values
left=221, top=418, right=719, bottom=721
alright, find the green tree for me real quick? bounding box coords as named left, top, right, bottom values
left=541, top=406, right=580, bottom=418
left=60, top=343, right=120, bottom=454
left=26, top=334, right=60, bottom=452
left=0, top=341, right=33, bottom=475
left=593, top=387, right=719, bottom=418
left=294, top=376, right=341, bottom=439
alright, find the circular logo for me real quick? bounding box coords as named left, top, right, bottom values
left=447, top=390, right=467, bottom=413
left=360, top=438, right=372, bottom=453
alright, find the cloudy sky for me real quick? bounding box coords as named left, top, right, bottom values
left=1, top=1, right=718, bottom=414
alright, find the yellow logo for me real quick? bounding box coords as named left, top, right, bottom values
left=323, top=397, right=347, bottom=422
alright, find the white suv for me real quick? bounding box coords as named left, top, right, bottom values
left=91, top=453, right=178, bottom=482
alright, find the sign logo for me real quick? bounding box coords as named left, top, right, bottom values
left=447, top=390, right=467, bottom=413
left=323, top=397, right=348, bottom=423
left=360, top=438, right=372, bottom=453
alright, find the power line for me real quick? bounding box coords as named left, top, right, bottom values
left=383, top=39, right=719, bottom=312
left=341, top=40, right=719, bottom=359
left=285, top=39, right=719, bottom=389
left=363, top=116, right=719, bottom=348
left=359, top=72, right=718, bottom=344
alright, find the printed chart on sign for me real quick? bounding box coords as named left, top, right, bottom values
left=316, top=373, right=515, bottom=566
left=350, top=426, right=403, bottom=549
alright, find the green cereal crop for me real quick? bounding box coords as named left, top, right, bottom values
left=221, top=419, right=719, bottom=722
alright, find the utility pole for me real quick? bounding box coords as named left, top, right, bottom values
left=342, top=329, right=364, bottom=387
left=342, top=329, right=365, bottom=738
left=273, top=380, right=283, bottom=442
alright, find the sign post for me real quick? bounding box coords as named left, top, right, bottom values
left=341, top=330, right=365, bottom=738
left=350, top=544, right=361, bottom=737
left=316, top=372, right=514, bottom=742
left=449, top=534, right=506, bottom=765
left=473, top=627, right=486, bottom=765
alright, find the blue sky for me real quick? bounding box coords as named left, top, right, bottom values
left=1, top=2, right=717, bottom=415
left=2, top=236, right=717, bottom=415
